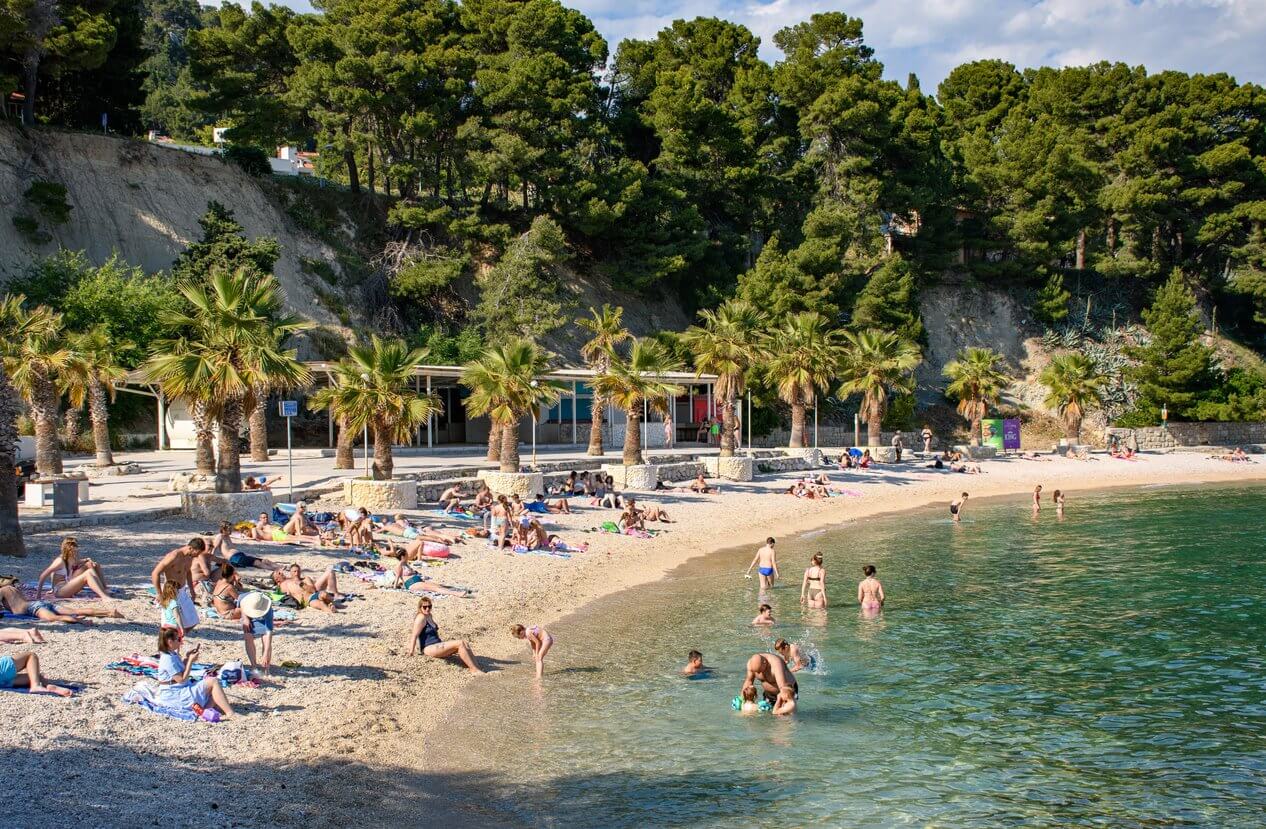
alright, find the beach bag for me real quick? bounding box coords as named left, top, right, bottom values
left=311, top=511, right=335, bottom=524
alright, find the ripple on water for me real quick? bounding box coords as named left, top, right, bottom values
left=437, top=485, right=1266, bottom=827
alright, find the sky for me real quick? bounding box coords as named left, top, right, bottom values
left=272, top=0, right=1266, bottom=91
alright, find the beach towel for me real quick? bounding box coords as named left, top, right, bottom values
left=21, top=582, right=108, bottom=601
left=430, top=509, right=480, bottom=522
left=107, top=654, right=226, bottom=686
left=121, top=682, right=219, bottom=722
left=511, top=545, right=571, bottom=558
left=0, top=682, right=84, bottom=695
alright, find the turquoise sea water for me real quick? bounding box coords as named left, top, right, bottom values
left=437, top=485, right=1266, bottom=827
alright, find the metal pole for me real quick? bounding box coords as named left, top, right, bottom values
left=854, top=412, right=860, bottom=447
left=747, top=391, right=752, bottom=450
left=532, top=408, right=537, bottom=466
left=156, top=392, right=168, bottom=450
left=642, top=396, right=648, bottom=451
left=571, top=381, right=578, bottom=446
left=363, top=423, right=370, bottom=478
left=287, top=414, right=293, bottom=502
left=814, top=403, right=819, bottom=450
left=414, top=375, right=422, bottom=445
left=426, top=374, right=433, bottom=449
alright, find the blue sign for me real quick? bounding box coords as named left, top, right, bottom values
left=279, top=400, right=299, bottom=418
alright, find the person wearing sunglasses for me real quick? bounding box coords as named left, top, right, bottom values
left=409, top=598, right=484, bottom=674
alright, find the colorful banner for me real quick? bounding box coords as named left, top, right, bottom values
left=1003, top=418, right=1022, bottom=450
left=981, top=419, right=1005, bottom=451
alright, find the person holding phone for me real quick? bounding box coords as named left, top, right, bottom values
left=155, top=628, right=237, bottom=719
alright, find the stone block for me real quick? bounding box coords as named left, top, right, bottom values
left=783, top=447, right=824, bottom=467
left=182, top=490, right=274, bottom=524
left=477, top=470, right=545, bottom=498
left=342, top=478, right=419, bottom=510
left=703, top=456, right=754, bottom=481
left=601, top=463, right=659, bottom=491
left=954, top=445, right=997, bottom=460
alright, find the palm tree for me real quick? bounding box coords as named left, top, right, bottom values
left=248, top=387, right=270, bottom=462
left=145, top=269, right=312, bottom=492
left=309, top=337, right=438, bottom=480
left=591, top=338, right=685, bottom=466
left=0, top=296, right=71, bottom=476
left=0, top=360, right=27, bottom=556
left=944, top=347, right=1011, bottom=446
left=837, top=329, right=922, bottom=447
left=462, top=339, right=563, bottom=473
left=62, top=325, right=131, bottom=467
left=764, top=312, right=843, bottom=449
left=333, top=416, right=356, bottom=470
left=1041, top=353, right=1106, bottom=441
left=683, top=300, right=767, bottom=457
left=577, top=304, right=631, bottom=456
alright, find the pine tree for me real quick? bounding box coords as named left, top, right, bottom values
left=1034, top=271, right=1071, bottom=325
left=851, top=254, right=924, bottom=344
left=172, top=202, right=281, bottom=281
left=1130, top=270, right=1215, bottom=418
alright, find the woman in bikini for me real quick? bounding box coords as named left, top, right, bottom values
left=490, top=495, right=510, bottom=550
left=0, top=583, right=123, bottom=624
left=409, top=598, right=484, bottom=673
left=35, top=537, right=112, bottom=600
left=858, top=564, right=885, bottom=617
left=210, top=563, right=243, bottom=619
left=800, top=553, right=827, bottom=609
left=510, top=623, right=554, bottom=678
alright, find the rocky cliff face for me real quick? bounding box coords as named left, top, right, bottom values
left=0, top=125, right=342, bottom=330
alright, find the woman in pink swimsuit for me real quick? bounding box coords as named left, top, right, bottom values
left=857, top=564, right=885, bottom=617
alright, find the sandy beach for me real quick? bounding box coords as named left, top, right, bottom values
left=3, top=450, right=1265, bottom=827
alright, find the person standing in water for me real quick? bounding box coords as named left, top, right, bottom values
left=745, top=538, right=779, bottom=590
left=743, top=652, right=797, bottom=706
left=510, top=623, right=554, bottom=678
left=858, top=565, right=885, bottom=615
left=950, top=493, right=968, bottom=522
left=1053, top=489, right=1066, bottom=517
left=800, top=553, right=827, bottom=609
left=774, top=638, right=811, bottom=672
left=1032, top=484, right=1043, bottom=513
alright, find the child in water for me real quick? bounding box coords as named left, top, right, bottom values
left=510, top=623, right=554, bottom=678
left=772, top=686, right=797, bottom=716
left=738, top=684, right=761, bottom=714
left=752, top=604, right=774, bottom=626
left=682, top=649, right=712, bottom=676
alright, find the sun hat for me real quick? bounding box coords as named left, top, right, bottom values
left=239, top=591, right=273, bottom=619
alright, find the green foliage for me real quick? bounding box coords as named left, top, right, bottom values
left=1130, top=271, right=1216, bottom=418
left=12, top=215, right=49, bottom=244
left=1187, top=367, right=1266, bottom=422
left=473, top=216, right=573, bottom=343
left=1, top=0, right=121, bottom=123
left=851, top=255, right=924, bottom=343
left=1034, top=271, right=1072, bottom=325
left=222, top=145, right=272, bottom=177
left=880, top=393, right=915, bottom=431
left=172, top=201, right=280, bottom=282
left=24, top=182, right=73, bottom=225
left=410, top=324, right=483, bottom=365
left=391, top=253, right=469, bottom=302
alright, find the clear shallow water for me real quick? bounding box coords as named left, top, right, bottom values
left=437, top=486, right=1266, bottom=827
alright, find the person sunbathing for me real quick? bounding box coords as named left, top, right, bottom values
left=641, top=503, right=672, bottom=523
left=384, top=535, right=455, bottom=562
left=0, top=627, right=45, bottom=644
left=689, top=472, right=719, bottom=494
left=226, top=531, right=287, bottom=571
left=245, top=513, right=277, bottom=541
left=387, top=561, right=470, bottom=597
left=0, top=651, right=74, bottom=696
left=243, top=475, right=275, bottom=491
left=35, top=536, right=113, bottom=600
left=0, top=583, right=124, bottom=624
left=527, top=493, right=572, bottom=514
left=282, top=503, right=319, bottom=536
left=858, top=450, right=873, bottom=468
left=272, top=565, right=340, bottom=612
left=210, top=564, right=243, bottom=619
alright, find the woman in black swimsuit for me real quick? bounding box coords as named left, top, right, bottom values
left=409, top=598, right=484, bottom=674
left=950, top=492, right=968, bottom=522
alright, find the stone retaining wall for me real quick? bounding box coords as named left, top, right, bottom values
left=182, top=490, right=274, bottom=524
left=750, top=428, right=935, bottom=450
left=655, top=461, right=706, bottom=482
left=1106, top=422, right=1266, bottom=450
left=343, top=478, right=419, bottom=510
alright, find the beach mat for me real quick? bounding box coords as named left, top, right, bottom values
left=0, top=683, right=85, bottom=695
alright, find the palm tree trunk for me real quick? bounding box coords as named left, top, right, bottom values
left=623, top=406, right=643, bottom=466
left=1066, top=415, right=1081, bottom=441
left=486, top=423, right=501, bottom=462
left=970, top=414, right=982, bottom=447
left=88, top=379, right=114, bottom=467
left=499, top=420, right=520, bottom=473
left=587, top=393, right=605, bottom=456
left=867, top=399, right=883, bottom=448
left=31, top=373, right=62, bottom=477
left=372, top=419, right=393, bottom=480
left=215, top=396, right=244, bottom=493
left=788, top=398, right=806, bottom=449
left=0, top=364, right=27, bottom=556
left=718, top=397, right=735, bottom=457
left=63, top=406, right=83, bottom=451
left=334, top=418, right=355, bottom=470
left=249, top=388, right=269, bottom=462
left=193, top=399, right=216, bottom=476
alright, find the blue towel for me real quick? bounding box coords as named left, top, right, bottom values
left=0, top=683, right=84, bottom=694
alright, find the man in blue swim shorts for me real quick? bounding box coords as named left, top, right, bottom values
left=744, top=537, right=779, bottom=590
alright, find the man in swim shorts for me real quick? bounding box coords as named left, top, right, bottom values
left=742, top=653, right=797, bottom=706
left=744, top=538, right=779, bottom=589
left=150, top=538, right=205, bottom=631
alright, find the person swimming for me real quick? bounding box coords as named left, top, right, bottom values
left=800, top=553, right=827, bottom=609
left=858, top=564, right=884, bottom=615
left=682, top=649, right=713, bottom=676
left=737, top=684, right=761, bottom=714
left=950, top=492, right=968, bottom=522
left=774, top=638, right=811, bottom=673
left=752, top=603, right=774, bottom=626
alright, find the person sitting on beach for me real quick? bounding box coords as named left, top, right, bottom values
left=594, top=475, right=622, bottom=508
left=801, top=553, right=827, bottom=608
left=346, top=508, right=376, bottom=547
left=282, top=503, right=319, bottom=537
left=238, top=592, right=274, bottom=677
left=949, top=453, right=983, bottom=474
left=641, top=502, right=672, bottom=523
left=551, top=471, right=578, bottom=496
left=689, top=472, right=719, bottom=494
left=154, top=628, right=236, bottom=719
left=737, top=684, right=761, bottom=714
left=439, top=484, right=466, bottom=513
left=743, top=652, right=797, bottom=706
left=745, top=538, right=779, bottom=589
left=858, top=449, right=873, bottom=468
left=772, top=685, right=797, bottom=716
left=210, top=564, right=243, bottom=619
left=950, top=493, right=968, bottom=522
left=682, top=650, right=712, bottom=676
left=193, top=526, right=233, bottom=601
left=0, top=583, right=123, bottom=624
left=619, top=502, right=645, bottom=533
left=35, top=536, right=113, bottom=601
left=208, top=521, right=238, bottom=561
left=243, top=475, right=274, bottom=491
left=774, top=638, right=810, bottom=672
left=858, top=564, right=884, bottom=615
left=151, top=539, right=205, bottom=631
left=473, top=484, right=494, bottom=515
left=1065, top=446, right=1098, bottom=461
left=510, top=623, right=554, bottom=678
left=0, top=651, right=74, bottom=697
left=838, top=449, right=856, bottom=469
left=579, top=472, right=595, bottom=496
left=386, top=560, right=470, bottom=596
left=245, top=513, right=277, bottom=542
left=527, top=493, right=572, bottom=515
left=410, top=598, right=484, bottom=673
left=1, top=627, right=46, bottom=644
left=752, top=603, right=775, bottom=626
